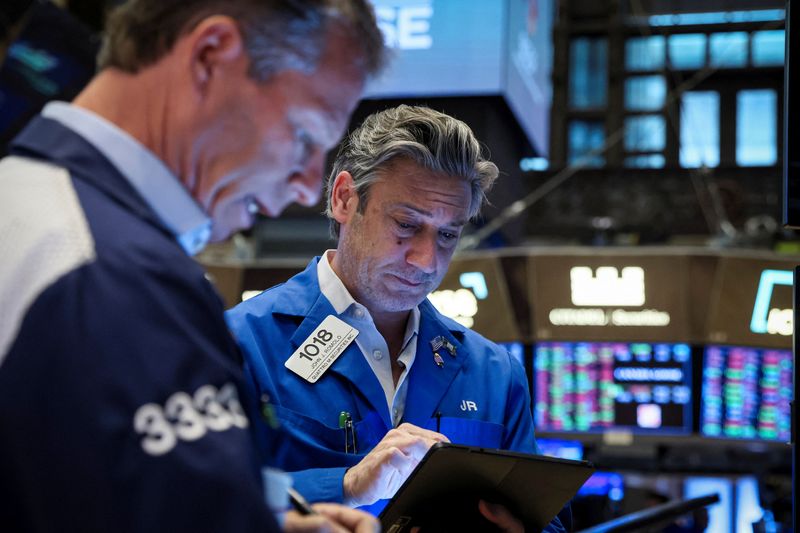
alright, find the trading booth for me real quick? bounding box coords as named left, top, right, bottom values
left=204, top=246, right=794, bottom=532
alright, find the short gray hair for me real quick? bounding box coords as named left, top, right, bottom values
left=98, top=0, right=386, bottom=82
left=326, top=105, right=499, bottom=239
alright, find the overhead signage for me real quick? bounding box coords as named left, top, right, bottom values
left=365, top=0, right=504, bottom=98
left=530, top=254, right=689, bottom=342
left=373, top=0, right=433, bottom=50
left=749, top=269, right=793, bottom=336
left=505, top=0, right=553, bottom=156
left=427, top=256, right=521, bottom=342
left=546, top=266, right=672, bottom=329
left=366, top=0, right=554, bottom=155
left=707, top=257, right=795, bottom=348
left=570, top=266, right=645, bottom=306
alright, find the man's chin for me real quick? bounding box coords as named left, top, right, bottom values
left=379, top=292, right=428, bottom=313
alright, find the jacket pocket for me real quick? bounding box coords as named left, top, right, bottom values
left=271, top=404, right=385, bottom=458
left=426, top=417, right=504, bottom=449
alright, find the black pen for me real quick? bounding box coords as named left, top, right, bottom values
left=287, top=487, right=316, bottom=515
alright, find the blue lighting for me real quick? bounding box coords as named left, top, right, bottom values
left=459, top=272, right=488, bottom=299
left=649, top=9, right=784, bottom=27
left=750, top=270, right=793, bottom=334
left=519, top=157, right=549, bottom=171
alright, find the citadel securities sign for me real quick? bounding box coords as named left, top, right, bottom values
left=548, top=266, right=671, bottom=327
left=529, top=253, right=690, bottom=342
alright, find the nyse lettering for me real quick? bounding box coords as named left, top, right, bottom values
left=375, top=4, right=433, bottom=50
left=133, top=383, right=248, bottom=456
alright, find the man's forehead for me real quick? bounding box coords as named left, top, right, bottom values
left=372, top=168, right=471, bottom=223
left=389, top=200, right=470, bottom=227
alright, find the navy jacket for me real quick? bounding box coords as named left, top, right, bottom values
left=0, top=117, right=278, bottom=532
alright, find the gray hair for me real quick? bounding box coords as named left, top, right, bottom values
left=98, top=0, right=386, bottom=82
left=326, top=105, right=499, bottom=239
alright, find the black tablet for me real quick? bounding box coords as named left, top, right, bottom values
left=379, top=443, right=595, bottom=532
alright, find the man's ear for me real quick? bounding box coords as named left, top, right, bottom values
left=330, top=171, right=359, bottom=224
left=187, top=15, right=245, bottom=93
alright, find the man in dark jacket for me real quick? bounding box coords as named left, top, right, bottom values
left=0, top=1, right=385, bottom=531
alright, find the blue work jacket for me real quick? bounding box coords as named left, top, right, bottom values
left=226, top=258, right=565, bottom=531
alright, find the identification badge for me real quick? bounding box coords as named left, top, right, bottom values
left=285, top=315, right=359, bottom=383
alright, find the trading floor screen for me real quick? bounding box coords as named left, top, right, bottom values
left=701, top=345, right=792, bottom=441
left=534, top=342, right=693, bottom=433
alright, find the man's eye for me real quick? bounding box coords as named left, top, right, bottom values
left=439, top=230, right=461, bottom=245
left=395, top=220, right=416, bottom=232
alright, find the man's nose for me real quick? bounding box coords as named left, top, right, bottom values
left=406, top=234, right=437, bottom=275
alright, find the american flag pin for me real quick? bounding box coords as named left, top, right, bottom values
left=430, top=337, right=445, bottom=352
left=433, top=352, right=445, bottom=368
left=443, top=340, right=457, bottom=357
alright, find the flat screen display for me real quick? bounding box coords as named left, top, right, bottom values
left=0, top=1, right=97, bottom=152
left=533, top=341, right=693, bottom=434
left=536, top=438, right=624, bottom=500
left=365, top=0, right=505, bottom=98
left=365, top=0, right=554, bottom=156
left=783, top=0, right=800, bottom=228
left=700, top=345, right=792, bottom=441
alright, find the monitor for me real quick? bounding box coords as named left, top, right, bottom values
left=364, top=0, right=554, bottom=156
left=684, top=476, right=732, bottom=533
left=536, top=438, right=624, bottom=500
left=784, top=0, right=800, bottom=228
left=0, top=2, right=97, bottom=152
left=536, top=437, right=584, bottom=461
left=700, top=345, right=792, bottom=442
left=533, top=341, right=693, bottom=434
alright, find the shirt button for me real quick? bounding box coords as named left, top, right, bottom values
left=373, top=350, right=383, bottom=360
left=354, top=308, right=364, bottom=318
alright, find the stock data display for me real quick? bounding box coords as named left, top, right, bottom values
left=534, top=342, right=693, bottom=433
left=701, top=346, right=792, bottom=441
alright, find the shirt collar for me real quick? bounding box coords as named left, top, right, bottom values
left=317, top=250, right=421, bottom=344
left=41, top=102, right=211, bottom=255
left=318, top=250, right=358, bottom=315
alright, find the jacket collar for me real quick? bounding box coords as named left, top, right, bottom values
left=278, top=259, right=389, bottom=428
left=401, top=299, right=469, bottom=427
left=10, top=115, right=172, bottom=241
left=280, top=258, right=469, bottom=431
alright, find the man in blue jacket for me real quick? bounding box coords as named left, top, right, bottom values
left=227, top=105, right=566, bottom=532
left=0, top=1, right=385, bottom=531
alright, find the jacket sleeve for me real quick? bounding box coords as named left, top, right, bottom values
left=501, top=352, right=539, bottom=453
left=290, top=467, right=349, bottom=503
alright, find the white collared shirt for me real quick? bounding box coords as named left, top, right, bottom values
left=317, top=250, right=419, bottom=426
left=41, top=102, right=212, bottom=256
